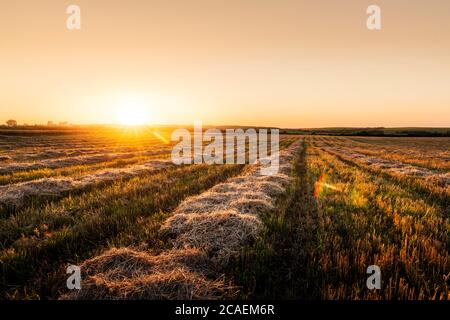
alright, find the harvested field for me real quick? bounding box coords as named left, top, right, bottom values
left=1, top=130, right=449, bottom=301
left=321, top=136, right=450, bottom=171
left=313, top=138, right=450, bottom=194
left=0, top=160, right=171, bottom=208
left=0, top=128, right=298, bottom=300
left=0, top=149, right=170, bottom=175
left=232, top=136, right=449, bottom=300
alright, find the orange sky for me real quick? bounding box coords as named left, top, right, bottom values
left=1, top=0, right=450, bottom=127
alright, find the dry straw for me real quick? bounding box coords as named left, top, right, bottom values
left=0, top=160, right=171, bottom=207
left=324, top=146, right=449, bottom=185
left=0, top=148, right=169, bottom=174
left=162, top=210, right=263, bottom=266
left=61, top=248, right=229, bottom=300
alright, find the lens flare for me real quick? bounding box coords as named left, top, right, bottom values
left=314, top=173, right=340, bottom=198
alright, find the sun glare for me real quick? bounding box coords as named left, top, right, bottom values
left=115, top=95, right=149, bottom=126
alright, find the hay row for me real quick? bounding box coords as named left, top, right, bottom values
left=322, top=146, right=450, bottom=186
left=1, top=143, right=170, bottom=162
left=0, top=148, right=170, bottom=175
left=61, top=248, right=228, bottom=300
left=0, top=160, right=171, bottom=207
left=331, top=137, right=450, bottom=161
left=63, top=140, right=301, bottom=300
left=162, top=148, right=295, bottom=265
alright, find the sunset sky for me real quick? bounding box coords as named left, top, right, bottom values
left=1, top=0, right=450, bottom=127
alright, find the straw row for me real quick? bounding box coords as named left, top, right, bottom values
left=0, top=160, right=171, bottom=207
left=321, top=146, right=450, bottom=186
left=0, top=148, right=169, bottom=175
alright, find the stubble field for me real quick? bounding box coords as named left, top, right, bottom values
left=0, top=129, right=448, bottom=300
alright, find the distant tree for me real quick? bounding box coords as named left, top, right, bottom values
left=6, top=119, right=17, bottom=127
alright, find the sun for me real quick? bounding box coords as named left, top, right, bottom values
left=115, top=95, right=149, bottom=126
